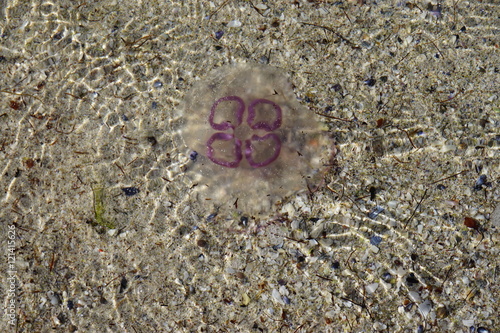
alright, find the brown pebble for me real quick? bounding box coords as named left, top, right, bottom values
left=10, top=100, right=21, bottom=110
left=436, top=306, right=449, bottom=318
left=464, top=217, right=479, bottom=230
left=197, top=239, right=208, bottom=247
left=235, top=272, right=246, bottom=280
left=25, top=158, right=35, bottom=169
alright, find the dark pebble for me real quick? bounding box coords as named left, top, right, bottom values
left=370, top=235, right=382, bottom=246
left=119, top=276, right=128, bottom=293
left=277, top=279, right=287, bottom=286
left=240, top=216, right=248, bottom=227
left=53, top=31, right=63, bottom=40
left=147, top=136, right=157, bottom=146
left=382, top=272, right=392, bottom=282
left=368, top=206, right=384, bottom=219
left=473, top=175, right=490, bottom=190
left=406, top=273, right=419, bottom=285
left=214, top=30, right=224, bottom=40
left=206, top=213, right=217, bottom=222
left=331, top=83, right=342, bottom=92
left=197, top=239, right=208, bottom=247
left=122, top=187, right=140, bottom=196
left=189, top=151, right=198, bottom=161
left=364, top=78, right=376, bottom=86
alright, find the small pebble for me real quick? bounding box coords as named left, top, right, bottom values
left=370, top=235, right=382, bottom=246
left=473, top=175, right=490, bottom=190
left=368, top=206, right=384, bottom=219
left=259, top=55, right=269, bottom=64
left=436, top=306, right=448, bottom=318
left=214, top=30, right=224, bottom=40
left=52, top=31, right=63, bottom=40
left=382, top=272, right=393, bottom=282
left=418, top=299, right=433, bottom=317
left=147, top=136, right=157, bottom=146
left=331, top=83, right=342, bottom=92
left=240, top=216, right=248, bottom=227
left=189, top=151, right=198, bottom=161
left=153, top=80, right=163, bottom=88
left=271, top=289, right=282, bottom=303
left=464, top=217, right=480, bottom=230
left=122, top=187, right=140, bottom=196
left=119, top=276, right=128, bottom=293
left=406, top=273, right=419, bottom=285
left=365, top=283, right=379, bottom=294
left=364, top=78, right=376, bottom=86
left=227, top=20, right=242, bottom=28
left=48, top=292, right=61, bottom=306
left=408, top=291, right=421, bottom=303
left=197, top=239, right=208, bottom=247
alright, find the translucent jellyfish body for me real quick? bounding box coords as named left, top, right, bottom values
left=173, top=63, right=331, bottom=214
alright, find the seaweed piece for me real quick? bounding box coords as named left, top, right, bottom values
left=92, top=186, right=115, bottom=229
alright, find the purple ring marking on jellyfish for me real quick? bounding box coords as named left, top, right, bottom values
left=247, top=99, right=282, bottom=131
left=245, top=133, right=281, bottom=168
left=206, top=132, right=242, bottom=168
left=209, top=96, right=245, bottom=131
